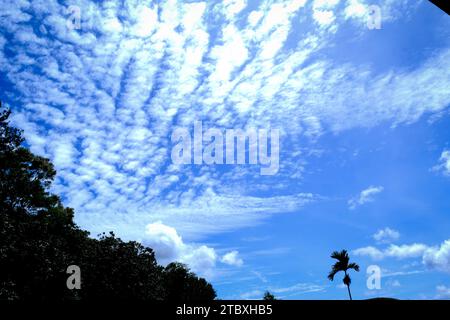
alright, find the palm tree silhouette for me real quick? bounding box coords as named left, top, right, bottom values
left=328, top=250, right=360, bottom=300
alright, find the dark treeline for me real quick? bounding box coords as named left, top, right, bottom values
left=0, top=102, right=216, bottom=301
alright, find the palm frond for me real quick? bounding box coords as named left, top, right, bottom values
left=330, top=250, right=341, bottom=259
left=347, top=262, right=360, bottom=272
left=327, top=268, right=338, bottom=281
left=331, top=250, right=349, bottom=262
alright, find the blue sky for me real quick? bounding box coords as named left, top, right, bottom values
left=1, top=0, right=450, bottom=299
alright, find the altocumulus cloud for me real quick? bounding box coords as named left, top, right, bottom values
left=0, top=0, right=449, bottom=245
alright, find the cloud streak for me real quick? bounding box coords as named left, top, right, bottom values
left=348, top=186, right=384, bottom=210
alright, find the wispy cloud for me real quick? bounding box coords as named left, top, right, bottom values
left=238, top=282, right=326, bottom=299
left=249, top=247, right=292, bottom=257
left=436, top=285, right=450, bottom=299
left=432, top=150, right=450, bottom=177
left=348, top=186, right=384, bottom=210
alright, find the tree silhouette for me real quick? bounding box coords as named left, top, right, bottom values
left=327, top=250, right=360, bottom=300
left=263, top=291, right=276, bottom=300
left=164, top=262, right=216, bottom=301
left=0, top=102, right=216, bottom=300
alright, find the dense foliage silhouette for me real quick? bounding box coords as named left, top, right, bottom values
left=0, top=102, right=216, bottom=301
left=263, top=291, right=276, bottom=300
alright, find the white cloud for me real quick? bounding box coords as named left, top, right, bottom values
left=373, top=227, right=400, bottom=244
left=222, top=0, right=247, bottom=20
left=313, top=10, right=335, bottom=27
left=271, top=282, right=325, bottom=295
left=386, top=279, right=401, bottom=288
left=354, top=243, right=427, bottom=260
left=344, top=0, right=368, bottom=20
left=129, top=6, right=158, bottom=37
left=355, top=239, right=450, bottom=274
left=432, top=150, right=450, bottom=176
left=250, top=247, right=291, bottom=256
left=252, top=270, right=268, bottom=283
left=239, top=289, right=264, bottom=300
left=1, top=0, right=448, bottom=243
left=238, top=282, right=325, bottom=299
left=423, top=240, right=450, bottom=273
left=144, top=221, right=184, bottom=262
left=144, top=222, right=247, bottom=277
left=181, top=245, right=217, bottom=276
left=348, top=186, right=384, bottom=210
left=145, top=222, right=217, bottom=277
left=436, top=285, right=450, bottom=299
left=221, top=250, right=244, bottom=267
left=383, top=269, right=424, bottom=277
left=386, top=244, right=428, bottom=259
left=313, top=0, right=341, bottom=9
left=353, top=246, right=384, bottom=260
left=77, top=192, right=315, bottom=241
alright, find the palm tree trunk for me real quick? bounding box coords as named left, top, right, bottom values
left=346, top=284, right=352, bottom=300
left=344, top=271, right=352, bottom=300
